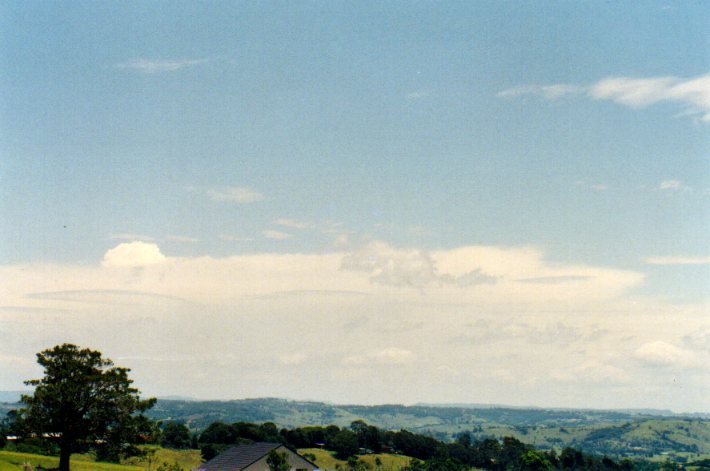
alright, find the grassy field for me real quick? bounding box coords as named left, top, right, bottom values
left=0, top=447, right=202, bottom=471
left=298, top=448, right=411, bottom=471
left=0, top=451, right=141, bottom=471
left=123, top=446, right=202, bottom=470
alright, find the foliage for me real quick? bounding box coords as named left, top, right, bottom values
left=331, top=430, right=359, bottom=459
left=161, top=422, right=190, bottom=449
left=13, top=344, right=156, bottom=471
left=266, top=450, right=290, bottom=471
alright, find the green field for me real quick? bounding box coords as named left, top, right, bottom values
left=0, top=447, right=202, bottom=471
left=298, top=448, right=412, bottom=471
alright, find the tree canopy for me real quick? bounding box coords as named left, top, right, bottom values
left=17, top=344, right=156, bottom=471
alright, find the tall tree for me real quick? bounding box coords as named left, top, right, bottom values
left=18, top=344, right=156, bottom=471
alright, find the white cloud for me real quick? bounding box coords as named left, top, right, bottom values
left=646, top=256, right=710, bottom=265
left=115, top=58, right=208, bottom=74
left=205, top=186, right=264, bottom=203
left=658, top=179, right=691, bottom=192
left=341, top=241, right=496, bottom=289
left=4, top=241, right=707, bottom=410
left=263, top=230, right=292, bottom=240
left=634, top=341, right=698, bottom=368
left=101, top=242, right=167, bottom=268
left=273, top=218, right=311, bottom=229
left=499, top=72, right=710, bottom=122
left=497, top=84, right=583, bottom=100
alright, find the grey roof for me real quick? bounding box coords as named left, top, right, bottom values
left=197, top=442, right=281, bottom=470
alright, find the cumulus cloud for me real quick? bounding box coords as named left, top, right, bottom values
left=263, top=230, right=292, bottom=240
left=115, top=58, right=208, bottom=74
left=499, top=72, right=710, bottom=122
left=633, top=341, right=697, bottom=367
left=101, top=242, right=167, bottom=268
left=341, top=241, right=496, bottom=289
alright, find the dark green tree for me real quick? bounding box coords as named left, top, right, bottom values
left=161, top=422, right=191, bottom=449
left=17, top=344, right=156, bottom=471
left=266, top=449, right=290, bottom=471
left=331, top=429, right=359, bottom=459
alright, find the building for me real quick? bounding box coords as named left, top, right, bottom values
left=194, top=442, right=319, bottom=471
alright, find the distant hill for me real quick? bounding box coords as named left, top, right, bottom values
left=3, top=394, right=708, bottom=463
left=141, top=397, right=710, bottom=462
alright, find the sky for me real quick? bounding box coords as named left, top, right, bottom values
left=1, top=1, right=708, bottom=412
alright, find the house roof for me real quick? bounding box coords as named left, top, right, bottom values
left=197, top=442, right=282, bottom=470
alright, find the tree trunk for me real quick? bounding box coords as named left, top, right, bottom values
left=59, top=445, right=71, bottom=471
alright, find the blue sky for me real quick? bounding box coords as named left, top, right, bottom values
left=1, top=1, right=708, bottom=411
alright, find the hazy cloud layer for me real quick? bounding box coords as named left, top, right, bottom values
left=0, top=241, right=707, bottom=410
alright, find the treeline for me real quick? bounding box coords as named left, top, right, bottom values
left=191, top=419, right=636, bottom=470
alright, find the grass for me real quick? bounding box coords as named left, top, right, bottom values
left=123, top=446, right=202, bottom=470
left=298, top=449, right=411, bottom=471
left=0, top=450, right=141, bottom=471
left=0, top=447, right=202, bottom=471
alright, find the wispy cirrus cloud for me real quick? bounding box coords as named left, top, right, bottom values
left=263, top=230, right=292, bottom=240
left=115, top=58, right=208, bottom=74
left=657, top=179, right=692, bottom=192
left=273, top=218, right=311, bottom=229
left=406, top=89, right=432, bottom=100
left=186, top=185, right=265, bottom=203
left=646, top=256, right=710, bottom=265
left=575, top=181, right=609, bottom=191
left=498, top=72, right=710, bottom=122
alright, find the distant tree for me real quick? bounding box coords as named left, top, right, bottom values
left=520, top=450, right=552, bottom=470
left=266, top=449, right=290, bottom=471
left=161, top=422, right=191, bottom=449
left=17, top=344, right=156, bottom=471
left=199, top=422, right=236, bottom=445
left=455, top=431, right=472, bottom=448
left=331, top=430, right=359, bottom=459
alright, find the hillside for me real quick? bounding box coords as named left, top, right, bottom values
left=141, top=398, right=710, bottom=462
left=3, top=397, right=709, bottom=464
